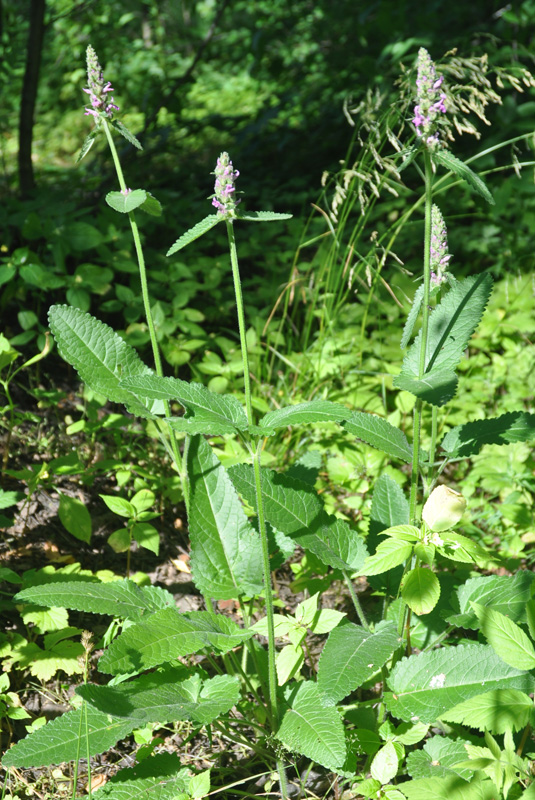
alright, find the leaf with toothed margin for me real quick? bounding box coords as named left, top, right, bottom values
left=237, top=210, right=293, bottom=221
left=166, top=215, right=221, bottom=256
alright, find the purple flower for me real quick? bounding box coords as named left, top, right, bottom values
left=83, top=45, right=119, bottom=123
left=412, top=48, right=447, bottom=146
left=429, top=204, right=452, bottom=287
left=211, top=152, right=241, bottom=218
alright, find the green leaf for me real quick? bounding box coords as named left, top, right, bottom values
left=76, top=129, right=98, bottom=163
left=259, top=400, right=349, bottom=430
left=106, top=189, right=148, bottom=214
left=138, top=191, right=162, bottom=217
left=394, top=274, right=493, bottom=406
left=399, top=775, right=497, bottom=800
left=440, top=412, right=535, bottom=458
left=57, top=492, right=91, bottom=543
left=406, top=735, right=474, bottom=780
left=188, top=436, right=263, bottom=599
left=371, top=741, right=398, bottom=784
left=470, top=602, right=535, bottom=670
left=445, top=573, right=534, bottom=630
left=48, top=306, right=161, bottom=418
left=98, top=608, right=252, bottom=674
left=401, top=569, right=440, bottom=615
left=342, top=411, right=413, bottom=463
left=78, top=668, right=240, bottom=725
left=166, top=215, right=221, bottom=256
left=318, top=621, right=400, bottom=705
left=277, top=681, right=346, bottom=772
left=401, top=283, right=425, bottom=350
left=14, top=579, right=173, bottom=622
left=131, top=522, right=159, bottom=555
left=432, top=150, right=494, bottom=205
left=440, top=689, right=533, bottom=734
left=1, top=704, right=138, bottom=768
left=100, top=495, right=136, bottom=518
left=237, top=210, right=293, bottom=221
left=111, top=118, right=143, bottom=150
left=357, top=538, right=413, bottom=577
left=385, top=643, right=535, bottom=723
left=88, top=752, right=189, bottom=800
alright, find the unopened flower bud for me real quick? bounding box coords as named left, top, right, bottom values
left=422, top=485, right=466, bottom=532
left=83, top=45, right=119, bottom=123
left=211, top=152, right=240, bottom=218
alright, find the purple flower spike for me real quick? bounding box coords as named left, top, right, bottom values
left=83, top=45, right=119, bottom=124
left=211, top=152, right=241, bottom=218
left=429, top=204, right=452, bottom=287
left=412, top=48, right=447, bottom=147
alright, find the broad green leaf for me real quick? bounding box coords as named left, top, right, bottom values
left=406, top=735, right=474, bottom=780
left=14, top=580, right=173, bottom=622
left=401, top=283, right=425, bottom=350
left=78, top=669, right=240, bottom=725
left=371, top=741, right=398, bottom=784
left=259, top=400, right=349, bottom=430
left=106, top=189, right=147, bottom=214
left=399, top=775, right=497, bottom=800
left=445, top=572, right=534, bottom=630
left=342, top=411, right=413, bottom=462
left=432, top=150, right=494, bottom=205
left=131, top=522, right=159, bottom=555
left=367, top=474, right=410, bottom=591
left=57, top=492, right=91, bottom=543
left=318, top=621, right=400, bottom=706
left=92, top=753, right=189, bottom=800
left=111, top=118, right=143, bottom=150
left=357, top=538, right=413, bottom=577
left=440, top=689, right=533, bottom=734
left=394, top=274, right=493, bottom=406
left=99, top=608, right=252, bottom=674
left=385, top=643, right=535, bottom=723
left=165, top=415, right=239, bottom=436
left=401, top=569, right=440, bottom=615
left=238, top=210, right=293, bottom=221
left=435, top=530, right=490, bottom=567
left=309, top=517, right=368, bottom=572
left=48, top=306, right=160, bottom=418
left=380, top=525, right=420, bottom=542
left=277, top=681, right=346, bottom=772
left=276, top=643, right=304, bottom=685
left=1, top=704, right=137, bottom=768
left=527, top=598, right=535, bottom=641
left=188, top=436, right=263, bottom=599
left=166, top=215, right=221, bottom=256
left=120, top=374, right=248, bottom=432
left=440, top=412, right=535, bottom=458
left=100, top=495, right=136, bottom=518
left=470, top=602, right=535, bottom=670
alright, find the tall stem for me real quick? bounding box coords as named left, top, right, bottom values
left=226, top=220, right=254, bottom=425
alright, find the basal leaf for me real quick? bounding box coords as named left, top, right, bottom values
left=111, top=119, right=143, bottom=149
left=401, top=283, right=425, bottom=350
left=238, top=210, right=293, bottom=221
left=445, top=573, right=534, bottom=630
left=318, top=621, right=400, bottom=706
left=260, top=400, right=349, bottom=430
left=78, top=668, right=240, bottom=725
left=99, top=608, right=252, bottom=674
left=440, top=689, right=533, bottom=734
left=342, top=411, right=413, bottom=463
left=394, top=274, right=493, bottom=407
left=89, top=753, right=189, bottom=800
left=401, top=568, right=440, bottom=615
left=1, top=704, right=136, bottom=768
left=470, top=602, right=535, bottom=670
left=385, top=643, right=535, bottom=723
left=277, top=681, right=347, bottom=772
left=166, top=215, right=221, bottom=256
left=433, top=150, right=494, bottom=205
left=440, top=412, right=535, bottom=458
left=188, top=436, right=263, bottom=599
left=48, top=306, right=161, bottom=418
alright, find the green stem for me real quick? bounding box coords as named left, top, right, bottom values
left=342, top=570, right=369, bottom=630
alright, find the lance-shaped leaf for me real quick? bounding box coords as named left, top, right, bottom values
left=238, top=210, right=293, bottom=221
left=470, top=602, right=535, bottom=670
left=394, top=273, right=493, bottom=406
left=401, top=283, right=425, bottom=350
left=440, top=689, right=534, bottom=734
left=187, top=436, right=263, bottom=599
left=111, top=118, right=143, bottom=150
left=445, top=572, right=534, bottom=630
left=259, top=400, right=350, bottom=431
left=78, top=668, right=240, bottom=725
left=1, top=704, right=137, bottom=768
left=84, top=753, right=190, bottom=800
left=342, top=410, right=413, bottom=463
left=433, top=150, right=494, bottom=205
left=99, top=608, right=253, bottom=674
left=385, top=643, right=535, bottom=723
left=367, top=474, right=409, bottom=594
left=76, top=129, right=97, bottom=163
left=440, top=411, right=535, bottom=458
left=120, top=374, right=248, bottom=434
left=166, top=215, right=221, bottom=256
left=14, top=580, right=173, bottom=622
left=48, top=306, right=160, bottom=418
left=228, top=465, right=367, bottom=571
left=318, top=621, right=400, bottom=706
left=277, top=681, right=346, bottom=772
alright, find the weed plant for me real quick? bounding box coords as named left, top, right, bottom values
left=3, top=45, right=535, bottom=800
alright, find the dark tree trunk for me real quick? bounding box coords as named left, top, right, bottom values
left=18, top=0, right=46, bottom=198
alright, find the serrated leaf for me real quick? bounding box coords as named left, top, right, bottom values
left=470, top=602, right=535, bottom=670
left=277, top=681, right=346, bottom=772
left=15, top=579, right=172, bottom=622
left=48, top=306, right=160, bottom=418
left=401, top=569, right=440, bottom=615
left=406, top=735, right=473, bottom=780
left=111, top=118, right=143, bottom=150
left=57, top=492, right=92, bottom=543
left=394, top=274, right=493, bottom=406
left=371, top=741, right=398, bottom=784
left=1, top=704, right=137, bottom=768
left=260, top=400, right=349, bottom=429
left=401, top=283, right=425, bottom=350
left=76, top=129, right=98, bottom=163
left=357, top=538, right=413, bottom=577
left=433, top=150, right=494, bottom=205
left=106, top=189, right=148, bottom=214
left=99, top=608, right=252, bottom=674
left=318, top=621, right=400, bottom=705
left=78, top=668, right=240, bottom=725
left=187, top=436, right=263, bottom=599
left=440, top=689, right=533, bottom=733
left=237, top=210, right=293, bottom=221
left=342, top=411, right=413, bottom=462
left=385, top=643, right=535, bottom=723
left=94, top=753, right=189, bottom=800
left=398, top=775, right=497, bottom=800
left=445, top=573, right=534, bottom=630
left=166, top=215, right=221, bottom=256
left=440, top=412, right=535, bottom=458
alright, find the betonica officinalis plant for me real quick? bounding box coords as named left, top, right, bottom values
left=4, top=44, right=535, bottom=800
